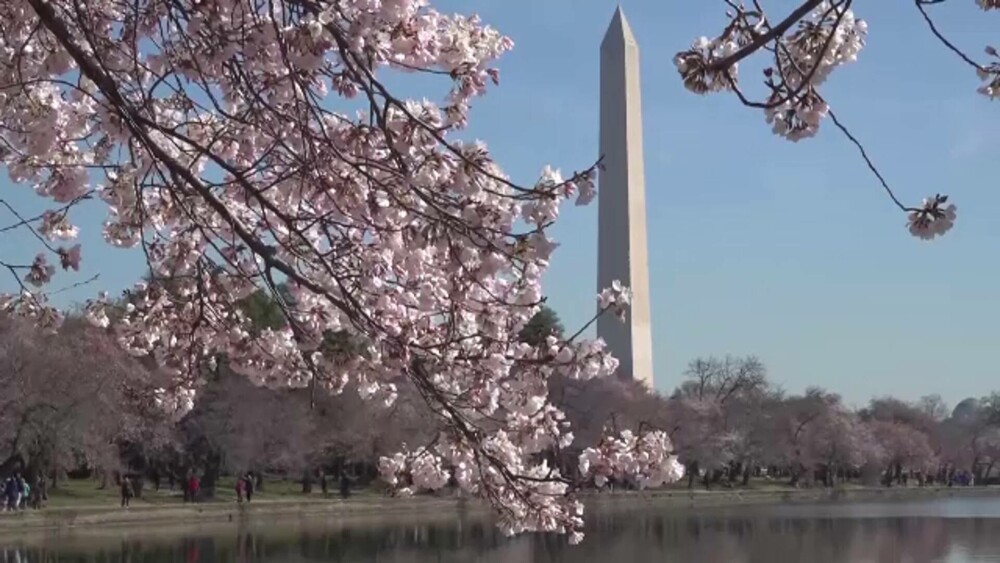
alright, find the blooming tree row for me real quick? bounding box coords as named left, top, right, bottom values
left=2, top=311, right=997, bottom=506
left=654, top=356, right=1000, bottom=488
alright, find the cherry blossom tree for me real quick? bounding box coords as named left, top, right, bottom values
left=676, top=0, right=997, bottom=239
left=668, top=356, right=767, bottom=487
left=179, top=368, right=315, bottom=493
left=665, top=396, right=737, bottom=488
left=867, top=420, right=937, bottom=484
left=938, top=397, right=1000, bottom=481
left=860, top=397, right=941, bottom=484
left=0, top=315, right=162, bottom=484
left=762, top=388, right=841, bottom=485
left=801, top=397, right=882, bottom=486
left=0, top=0, right=682, bottom=541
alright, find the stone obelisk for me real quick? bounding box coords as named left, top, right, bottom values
left=597, top=7, right=654, bottom=388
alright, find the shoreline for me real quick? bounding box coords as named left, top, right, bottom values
left=587, top=484, right=1000, bottom=512
left=1, top=485, right=998, bottom=539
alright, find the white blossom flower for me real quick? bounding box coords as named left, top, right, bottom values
left=907, top=195, right=956, bottom=240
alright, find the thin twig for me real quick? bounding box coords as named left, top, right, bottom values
left=914, top=0, right=984, bottom=71
left=828, top=109, right=914, bottom=212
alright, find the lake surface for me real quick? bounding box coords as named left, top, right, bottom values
left=5, top=496, right=1000, bottom=562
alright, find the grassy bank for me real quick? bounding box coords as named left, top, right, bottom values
left=32, top=476, right=352, bottom=507
left=2, top=478, right=999, bottom=536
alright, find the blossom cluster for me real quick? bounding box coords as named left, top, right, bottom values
left=674, top=35, right=742, bottom=94
left=152, top=387, right=197, bottom=420
left=675, top=2, right=867, bottom=141
left=764, top=2, right=867, bottom=141
left=978, top=46, right=1000, bottom=99
left=579, top=429, right=685, bottom=490
left=379, top=433, right=585, bottom=542
left=907, top=195, right=957, bottom=241
left=598, top=280, right=632, bottom=322
left=0, top=291, right=62, bottom=332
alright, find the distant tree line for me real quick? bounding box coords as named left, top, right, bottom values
left=0, top=299, right=993, bottom=496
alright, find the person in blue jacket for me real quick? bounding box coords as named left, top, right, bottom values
left=4, top=477, right=17, bottom=511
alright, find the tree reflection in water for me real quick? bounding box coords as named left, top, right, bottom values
left=4, top=499, right=1000, bottom=562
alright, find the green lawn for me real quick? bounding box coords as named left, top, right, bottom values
left=42, top=476, right=375, bottom=508
left=35, top=476, right=895, bottom=510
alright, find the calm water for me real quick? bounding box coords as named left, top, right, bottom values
left=5, top=497, right=1000, bottom=562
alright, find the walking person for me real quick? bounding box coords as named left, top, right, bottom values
left=3, top=478, right=14, bottom=511
left=18, top=477, right=29, bottom=510
left=12, top=474, right=23, bottom=511
left=29, top=476, right=43, bottom=510
left=188, top=474, right=201, bottom=503
left=244, top=473, right=254, bottom=503
left=120, top=476, right=133, bottom=508
left=340, top=472, right=351, bottom=500
left=236, top=475, right=245, bottom=504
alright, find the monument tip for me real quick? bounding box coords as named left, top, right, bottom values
left=602, top=5, right=636, bottom=48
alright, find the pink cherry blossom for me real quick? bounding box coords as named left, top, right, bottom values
left=39, top=210, right=79, bottom=241
left=58, top=244, right=82, bottom=271
left=579, top=429, right=685, bottom=490
left=907, top=195, right=957, bottom=241
left=598, top=280, right=631, bottom=322
left=977, top=47, right=1000, bottom=99
left=25, top=254, right=55, bottom=288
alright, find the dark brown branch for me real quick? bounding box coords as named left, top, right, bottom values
left=708, top=0, right=825, bottom=72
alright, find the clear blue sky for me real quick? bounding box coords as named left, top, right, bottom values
left=1, top=1, right=996, bottom=408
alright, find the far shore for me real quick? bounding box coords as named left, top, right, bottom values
left=1, top=484, right=999, bottom=541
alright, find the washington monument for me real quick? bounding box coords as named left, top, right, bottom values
left=597, top=7, right=654, bottom=388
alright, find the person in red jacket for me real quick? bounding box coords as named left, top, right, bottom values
left=236, top=476, right=245, bottom=503
left=188, top=475, right=201, bottom=503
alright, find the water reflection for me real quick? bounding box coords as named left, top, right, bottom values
left=5, top=498, right=1000, bottom=562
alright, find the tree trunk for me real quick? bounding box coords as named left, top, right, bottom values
left=727, top=461, right=738, bottom=485
left=200, top=452, right=222, bottom=500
